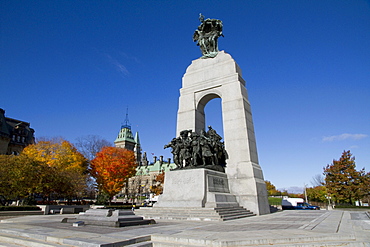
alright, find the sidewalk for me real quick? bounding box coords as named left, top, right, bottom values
left=0, top=210, right=369, bottom=246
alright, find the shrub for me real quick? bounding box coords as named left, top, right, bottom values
left=0, top=206, right=41, bottom=211
left=268, top=197, right=282, bottom=205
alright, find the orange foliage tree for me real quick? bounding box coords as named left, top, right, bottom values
left=90, top=147, right=137, bottom=203
left=150, top=172, right=165, bottom=195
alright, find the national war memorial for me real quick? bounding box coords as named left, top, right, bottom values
left=137, top=14, right=270, bottom=220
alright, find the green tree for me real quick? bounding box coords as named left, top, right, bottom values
left=323, top=150, right=368, bottom=204
left=306, top=186, right=327, bottom=203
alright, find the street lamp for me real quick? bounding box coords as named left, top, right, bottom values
left=325, top=195, right=332, bottom=210
left=159, top=155, right=163, bottom=173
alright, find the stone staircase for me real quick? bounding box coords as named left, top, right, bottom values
left=136, top=206, right=255, bottom=221
left=0, top=228, right=153, bottom=246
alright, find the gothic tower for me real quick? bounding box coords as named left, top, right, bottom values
left=114, top=111, right=141, bottom=164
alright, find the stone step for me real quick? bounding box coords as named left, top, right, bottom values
left=119, top=210, right=137, bottom=216
left=217, top=209, right=253, bottom=216
left=126, top=242, right=153, bottom=247
left=0, top=232, right=70, bottom=247
left=118, top=219, right=156, bottom=227
left=254, top=241, right=368, bottom=247
left=0, top=229, right=153, bottom=247
left=136, top=209, right=255, bottom=221
left=139, top=207, right=247, bottom=214
left=0, top=243, right=25, bottom=247
left=220, top=210, right=253, bottom=215
left=147, top=215, right=221, bottom=221
left=63, top=209, right=155, bottom=227
left=217, top=208, right=253, bottom=214
left=137, top=206, right=255, bottom=221
left=151, top=233, right=357, bottom=247
left=0, top=211, right=44, bottom=217
left=221, top=213, right=256, bottom=221
left=138, top=209, right=216, bottom=215
left=151, top=240, right=364, bottom=247
left=139, top=211, right=254, bottom=219
left=217, top=206, right=251, bottom=211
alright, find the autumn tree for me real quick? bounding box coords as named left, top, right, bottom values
left=265, top=180, right=281, bottom=196
left=0, top=154, right=47, bottom=204
left=22, top=139, right=89, bottom=201
left=90, top=147, right=137, bottom=204
left=324, top=150, right=368, bottom=204
left=74, top=135, right=112, bottom=198
left=150, top=172, right=165, bottom=196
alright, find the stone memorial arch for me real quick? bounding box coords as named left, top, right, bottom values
left=176, top=51, right=270, bottom=215
left=138, top=15, right=270, bottom=218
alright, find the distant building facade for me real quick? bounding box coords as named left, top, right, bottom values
left=0, top=108, right=35, bottom=155
left=125, top=157, right=176, bottom=203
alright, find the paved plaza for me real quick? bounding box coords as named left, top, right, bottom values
left=0, top=209, right=369, bottom=246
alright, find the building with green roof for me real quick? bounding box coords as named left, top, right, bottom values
left=125, top=158, right=177, bottom=204
left=114, top=111, right=141, bottom=164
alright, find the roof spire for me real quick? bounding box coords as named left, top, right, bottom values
left=122, top=107, right=131, bottom=129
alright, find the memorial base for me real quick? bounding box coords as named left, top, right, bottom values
left=155, top=169, right=239, bottom=208
left=136, top=169, right=256, bottom=221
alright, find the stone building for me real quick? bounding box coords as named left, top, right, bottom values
left=0, top=108, right=35, bottom=155
left=125, top=157, right=176, bottom=204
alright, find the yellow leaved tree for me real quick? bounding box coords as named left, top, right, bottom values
left=22, top=138, right=88, bottom=201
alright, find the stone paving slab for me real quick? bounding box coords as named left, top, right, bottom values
left=0, top=210, right=369, bottom=246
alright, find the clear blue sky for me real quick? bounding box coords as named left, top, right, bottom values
left=1, top=1, right=369, bottom=192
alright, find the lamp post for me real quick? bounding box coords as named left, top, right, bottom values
left=325, top=195, right=332, bottom=210
left=304, top=183, right=308, bottom=203
left=159, top=155, right=163, bottom=173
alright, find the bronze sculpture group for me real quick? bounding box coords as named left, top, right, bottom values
left=193, top=14, right=224, bottom=58
left=164, top=126, right=228, bottom=172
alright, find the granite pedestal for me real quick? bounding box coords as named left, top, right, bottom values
left=137, top=169, right=255, bottom=221
left=155, top=168, right=237, bottom=208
